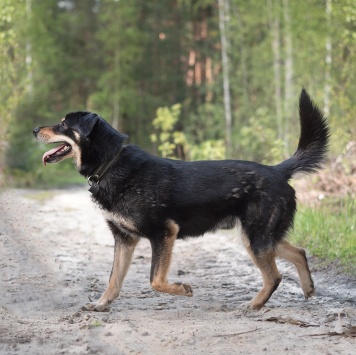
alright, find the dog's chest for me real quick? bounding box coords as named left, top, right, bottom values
left=102, top=210, right=140, bottom=236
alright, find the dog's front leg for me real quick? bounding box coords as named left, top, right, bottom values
left=150, top=221, right=193, bottom=297
left=83, top=231, right=139, bottom=312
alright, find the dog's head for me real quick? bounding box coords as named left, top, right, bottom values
left=33, top=112, right=127, bottom=170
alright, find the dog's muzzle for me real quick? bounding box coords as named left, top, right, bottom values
left=33, top=127, right=40, bottom=137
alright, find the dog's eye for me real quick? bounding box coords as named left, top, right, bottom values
left=61, top=121, right=67, bottom=128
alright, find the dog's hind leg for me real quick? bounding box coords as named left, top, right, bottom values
left=242, top=237, right=282, bottom=310
left=83, top=228, right=139, bottom=312
left=150, top=221, right=193, bottom=297
left=275, top=240, right=315, bottom=298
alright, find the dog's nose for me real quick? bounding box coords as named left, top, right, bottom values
left=33, top=127, right=40, bottom=136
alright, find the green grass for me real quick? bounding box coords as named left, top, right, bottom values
left=290, top=196, right=356, bottom=274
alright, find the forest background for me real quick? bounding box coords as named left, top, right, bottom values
left=0, top=0, right=355, bottom=268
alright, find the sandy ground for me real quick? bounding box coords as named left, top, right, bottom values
left=0, top=187, right=355, bottom=354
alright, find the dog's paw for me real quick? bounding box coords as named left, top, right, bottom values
left=238, top=301, right=262, bottom=311
left=174, top=282, right=193, bottom=297
left=237, top=300, right=264, bottom=311
left=82, top=302, right=110, bottom=312
left=248, top=302, right=264, bottom=310
left=304, top=285, right=315, bottom=299
left=182, top=283, right=193, bottom=297
left=237, top=302, right=251, bottom=310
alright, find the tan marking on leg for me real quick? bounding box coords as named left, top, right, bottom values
left=83, top=237, right=139, bottom=312
left=150, top=221, right=192, bottom=297
left=276, top=240, right=315, bottom=298
left=242, top=237, right=281, bottom=310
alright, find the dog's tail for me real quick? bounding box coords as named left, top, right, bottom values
left=275, top=89, right=330, bottom=180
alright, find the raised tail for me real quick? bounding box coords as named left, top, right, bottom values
left=276, top=89, right=330, bottom=180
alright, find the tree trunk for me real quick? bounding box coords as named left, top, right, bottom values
left=324, top=0, right=332, bottom=117
left=112, top=48, right=120, bottom=131
left=218, top=0, right=232, bottom=157
left=230, top=2, right=248, bottom=105
left=267, top=0, right=283, bottom=141
left=283, top=0, right=293, bottom=154
left=26, top=0, right=33, bottom=96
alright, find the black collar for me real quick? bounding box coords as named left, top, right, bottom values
left=87, top=146, right=124, bottom=195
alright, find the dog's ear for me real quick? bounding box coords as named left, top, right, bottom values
left=76, top=112, right=100, bottom=137
left=118, top=132, right=129, bottom=143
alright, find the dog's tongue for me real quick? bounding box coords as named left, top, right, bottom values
left=42, top=144, right=66, bottom=166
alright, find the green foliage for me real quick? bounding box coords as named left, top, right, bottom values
left=1, top=0, right=356, bottom=194
left=237, top=107, right=285, bottom=164
left=290, top=197, right=356, bottom=273
left=185, top=103, right=225, bottom=144
left=152, top=104, right=182, bottom=135
left=189, top=140, right=226, bottom=161
left=151, top=103, right=225, bottom=161
left=0, top=0, right=26, bottom=180
left=151, top=104, right=186, bottom=158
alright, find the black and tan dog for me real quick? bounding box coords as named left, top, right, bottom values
left=33, top=89, right=329, bottom=312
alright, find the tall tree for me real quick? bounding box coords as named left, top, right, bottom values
left=0, top=0, right=26, bottom=183
left=283, top=0, right=293, bottom=154
left=218, top=0, right=232, bottom=156
left=324, top=0, right=332, bottom=117
left=267, top=0, right=283, bottom=141
left=2, top=0, right=356, bottom=183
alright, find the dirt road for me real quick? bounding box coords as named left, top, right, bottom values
left=0, top=188, right=355, bottom=354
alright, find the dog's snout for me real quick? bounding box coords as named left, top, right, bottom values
left=33, top=127, right=40, bottom=136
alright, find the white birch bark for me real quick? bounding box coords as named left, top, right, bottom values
left=218, top=0, right=232, bottom=156
left=283, top=0, right=293, bottom=154
left=26, top=0, right=33, bottom=96
left=324, top=0, right=332, bottom=117
left=267, top=0, right=283, bottom=141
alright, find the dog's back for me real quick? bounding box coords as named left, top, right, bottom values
left=33, top=89, right=329, bottom=312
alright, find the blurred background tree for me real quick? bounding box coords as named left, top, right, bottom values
left=0, top=0, right=355, bottom=186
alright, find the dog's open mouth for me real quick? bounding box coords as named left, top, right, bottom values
left=42, top=142, right=72, bottom=165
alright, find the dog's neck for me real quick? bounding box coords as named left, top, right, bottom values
left=79, top=143, right=124, bottom=179
left=86, top=145, right=124, bottom=192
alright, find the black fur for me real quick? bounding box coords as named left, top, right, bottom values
left=63, top=90, right=328, bottom=256
left=33, top=89, right=329, bottom=309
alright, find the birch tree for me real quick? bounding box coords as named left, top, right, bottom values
left=324, top=0, right=332, bottom=117
left=267, top=0, right=283, bottom=141
left=283, top=0, right=293, bottom=154
left=218, top=0, right=232, bottom=156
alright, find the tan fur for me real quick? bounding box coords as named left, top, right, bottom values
left=242, top=235, right=282, bottom=310
left=83, top=236, right=139, bottom=312
left=102, top=211, right=139, bottom=234
left=241, top=232, right=315, bottom=309
left=36, top=128, right=82, bottom=169
left=150, top=220, right=193, bottom=296
left=276, top=240, right=315, bottom=298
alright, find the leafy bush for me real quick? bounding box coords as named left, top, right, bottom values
left=151, top=103, right=226, bottom=161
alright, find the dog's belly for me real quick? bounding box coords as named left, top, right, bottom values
left=177, top=214, right=239, bottom=238
left=102, top=208, right=239, bottom=240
